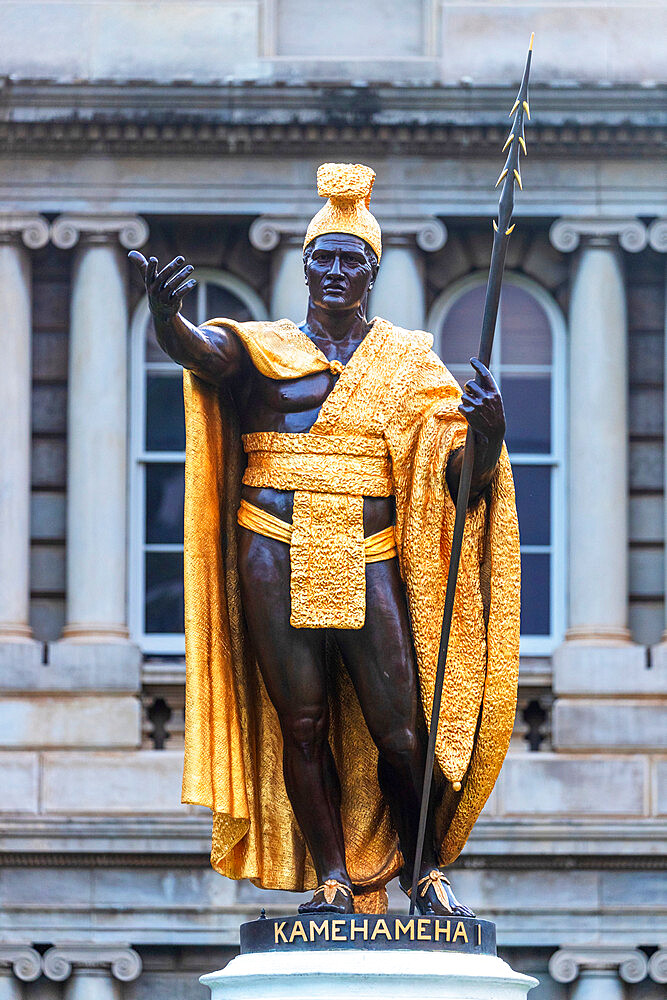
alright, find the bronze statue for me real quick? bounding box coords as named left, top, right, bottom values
left=130, top=162, right=520, bottom=917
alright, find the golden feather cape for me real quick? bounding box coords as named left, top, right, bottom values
left=181, top=317, right=520, bottom=908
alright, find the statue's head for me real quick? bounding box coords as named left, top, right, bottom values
left=302, top=162, right=381, bottom=313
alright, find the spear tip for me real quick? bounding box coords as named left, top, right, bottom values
left=529, top=32, right=534, bottom=52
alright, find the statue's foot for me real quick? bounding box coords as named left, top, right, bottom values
left=298, top=878, right=354, bottom=915
left=403, top=868, right=475, bottom=918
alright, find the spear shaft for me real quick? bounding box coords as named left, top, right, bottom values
left=409, top=35, right=533, bottom=915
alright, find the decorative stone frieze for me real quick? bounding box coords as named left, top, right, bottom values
left=43, top=945, right=142, bottom=982
left=549, top=217, right=647, bottom=253
left=548, top=946, right=648, bottom=984
left=0, top=945, right=42, bottom=982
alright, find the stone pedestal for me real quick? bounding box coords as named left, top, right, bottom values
left=202, top=915, right=536, bottom=1000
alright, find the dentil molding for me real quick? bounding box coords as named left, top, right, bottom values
left=249, top=214, right=447, bottom=253
left=548, top=946, right=648, bottom=984
left=43, top=944, right=142, bottom=982
left=0, top=213, right=49, bottom=249
left=50, top=214, right=149, bottom=250
left=549, top=217, right=649, bottom=254
left=0, top=946, right=42, bottom=982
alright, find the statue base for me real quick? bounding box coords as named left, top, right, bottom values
left=201, top=915, right=537, bottom=1000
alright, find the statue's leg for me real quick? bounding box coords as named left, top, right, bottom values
left=238, top=527, right=354, bottom=914
left=334, top=557, right=473, bottom=917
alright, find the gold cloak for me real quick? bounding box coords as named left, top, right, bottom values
left=181, top=317, right=520, bottom=907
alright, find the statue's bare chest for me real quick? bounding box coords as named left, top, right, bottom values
left=239, top=368, right=338, bottom=433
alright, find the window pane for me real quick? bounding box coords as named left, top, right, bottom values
left=500, top=285, right=552, bottom=365
left=513, top=466, right=551, bottom=546
left=206, top=284, right=254, bottom=322
left=146, top=463, right=185, bottom=544
left=439, top=285, right=486, bottom=365
left=503, top=375, right=551, bottom=453
left=521, top=552, right=550, bottom=635
left=146, top=374, right=185, bottom=452
left=145, top=552, right=184, bottom=634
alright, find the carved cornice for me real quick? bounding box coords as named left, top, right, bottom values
left=549, top=947, right=648, bottom=984
left=648, top=218, right=667, bottom=253
left=0, top=213, right=49, bottom=249
left=50, top=214, right=149, bottom=250
left=0, top=81, right=664, bottom=157
left=549, top=217, right=649, bottom=253
left=250, top=215, right=447, bottom=252
left=0, top=946, right=42, bottom=982
left=43, top=945, right=142, bottom=982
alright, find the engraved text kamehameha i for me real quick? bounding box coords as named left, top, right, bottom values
left=127, top=43, right=530, bottom=922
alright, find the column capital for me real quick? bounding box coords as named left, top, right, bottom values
left=0, top=945, right=42, bottom=982
left=250, top=214, right=447, bottom=253
left=549, top=947, right=648, bottom=985
left=0, top=213, right=49, bottom=249
left=648, top=217, right=667, bottom=253
left=43, top=945, right=142, bottom=983
left=50, top=214, right=149, bottom=250
left=549, top=217, right=647, bottom=253
left=649, top=948, right=667, bottom=983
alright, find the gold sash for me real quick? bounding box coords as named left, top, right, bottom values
left=241, top=432, right=393, bottom=628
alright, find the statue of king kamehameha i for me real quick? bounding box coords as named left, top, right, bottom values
left=130, top=162, right=520, bottom=917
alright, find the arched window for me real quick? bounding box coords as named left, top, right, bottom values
left=429, top=273, right=566, bottom=655
left=129, top=270, right=268, bottom=654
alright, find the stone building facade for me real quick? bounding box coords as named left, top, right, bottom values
left=0, top=3, right=666, bottom=998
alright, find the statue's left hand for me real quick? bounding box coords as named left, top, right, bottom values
left=458, top=358, right=506, bottom=447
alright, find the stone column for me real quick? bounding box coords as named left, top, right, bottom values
left=0, top=945, right=42, bottom=1000
left=44, top=945, right=142, bottom=1000
left=250, top=216, right=308, bottom=322
left=646, top=220, right=667, bottom=658
left=48, top=216, right=147, bottom=682
left=0, top=215, right=49, bottom=670
left=548, top=218, right=657, bottom=747
left=549, top=946, right=648, bottom=998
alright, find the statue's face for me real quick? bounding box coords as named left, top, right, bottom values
left=304, top=233, right=377, bottom=313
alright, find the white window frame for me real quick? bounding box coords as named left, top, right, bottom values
left=428, top=271, right=567, bottom=656
left=129, top=269, right=268, bottom=655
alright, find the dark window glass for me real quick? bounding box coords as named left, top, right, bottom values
left=145, top=374, right=185, bottom=452
left=513, top=466, right=551, bottom=546
left=500, top=285, right=552, bottom=365
left=146, top=463, right=185, bottom=544
left=145, top=552, right=184, bottom=633
left=520, top=553, right=551, bottom=635
left=207, top=284, right=254, bottom=322
left=440, top=284, right=486, bottom=365
left=503, top=375, right=551, bottom=453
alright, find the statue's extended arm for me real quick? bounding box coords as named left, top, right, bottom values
left=128, top=252, right=243, bottom=384
left=445, top=357, right=506, bottom=503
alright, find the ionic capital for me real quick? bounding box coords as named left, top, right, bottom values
left=649, top=948, right=667, bottom=983
left=648, top=218, right=667, bottom=253
left=249, top=214, right=447, bottom=253
left=50, top=214, right=149, bottom=250
left=0, top=213, right=50, bottom=249
left=43, top=944, right=142, bottom=982
left=549, top=217, right=647, bottom=253
left=549, top=947, right=648, bottom=985
left=0, top=945, right=42, bottom=982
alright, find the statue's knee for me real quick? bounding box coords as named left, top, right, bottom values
left=378, top=725, right=419, bottom=764
left=283, top=709, right=328, bottom=756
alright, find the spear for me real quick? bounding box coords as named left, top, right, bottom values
left=409, top=34, right=534, bottom=915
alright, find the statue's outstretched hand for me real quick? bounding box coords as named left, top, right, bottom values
left=458, top=357, right=505, bottom=447
left=128, top=252, right=197, bottom=321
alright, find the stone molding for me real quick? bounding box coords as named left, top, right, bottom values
left=250, top=214, right=447, bottom=253
left=549, top=217, right=648, bottom=254
left=43, top=945, right=142, bottom=982
left=548, top=947, right=648, bottom=984
left=0, top=213, right=49, bottom=249
left=648, top=949, right=667, bottom=983
left=648, top=218, right=667, bottom=253
left=0, top=945, right=42, bottom=982
left=50, top=214, right=149, bottom=250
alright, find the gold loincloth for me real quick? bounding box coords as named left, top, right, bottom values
left=241, top=432, right=394, bottom=628
left=237, top=499, right=397, bottom=566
